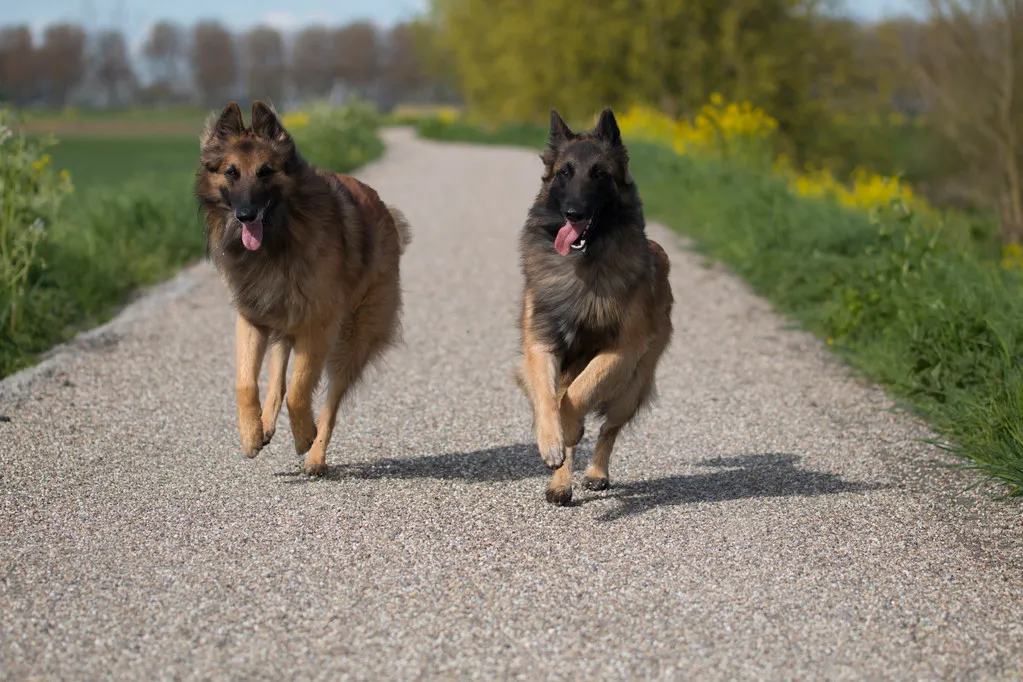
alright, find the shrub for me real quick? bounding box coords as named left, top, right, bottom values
left=0, top=108, right=73, bottom=344
left=285, top=98, right=385, bottom=173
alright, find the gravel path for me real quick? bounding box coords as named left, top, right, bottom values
left=2, top=128, right=1021, bottom=680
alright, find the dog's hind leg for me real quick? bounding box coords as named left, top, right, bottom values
left=583, top=424, right=621, bottom=491
left=287, top=331, right=331, bottom=461
left=581, top=381, right=647, bottom=492
left=302, top=368, right=351, bottom=477
left=582, top=330, right=669, bottom=490
left=236, top=313, right=270, bottom=458
left=546, top=444, right=575, bottom=505
left=260, top=338, right=292, bottom=446
left=302, top=278, right=401, bottom=476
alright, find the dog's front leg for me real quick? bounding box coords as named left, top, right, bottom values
left=560, top=344, right=645, bottom=447
left=287, top=329, right=330, bottom=465
left=521, top=342, right=564, bottom=469
left=235, top=313, right=270, bottom=458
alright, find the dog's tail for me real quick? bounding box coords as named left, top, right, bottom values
left=387, top=205, right=412, bottom=255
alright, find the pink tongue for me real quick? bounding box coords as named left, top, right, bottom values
left=241, top=219, right=263, bottom=251
left=554, top=220, right=585, bottom=256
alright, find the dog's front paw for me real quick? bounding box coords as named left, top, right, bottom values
left=303, top=451, right=327, bottom=477
left=290, top=412, right=317, bottom=455
left=545, top=483, right=573, bottom=505
left=537, top=427, right=565, bottom=469
left=260, top=418, right=276, bottom=447
left=239, top=415, right=265, bottom=459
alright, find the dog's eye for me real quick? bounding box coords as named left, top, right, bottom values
left=256, top=165, right=274, bottom=179
left=225, top=165, right=239, bottom=179
left=592, top=168, right=607, bottom=179
left=557, top=165, right=572, bottom=178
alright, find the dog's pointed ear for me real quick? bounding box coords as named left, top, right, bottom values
left=201, top=101, right=244, bottom=149
left=594, top=107, right=622, bottom=147
left=251, top=101, right=289, bottom=142
left=549, top=109, right=573, bottom=142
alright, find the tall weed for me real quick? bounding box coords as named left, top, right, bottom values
left=0, top=108, right=72, bottom=342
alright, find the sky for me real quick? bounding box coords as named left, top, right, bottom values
left=2, top=0, right=923, bottom=49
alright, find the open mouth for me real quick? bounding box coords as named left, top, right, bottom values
left=238, top=205, right=269, bottom=251
left=554, top=215, right=595, bottom=256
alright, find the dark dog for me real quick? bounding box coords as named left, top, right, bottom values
left=195, top=101, right=410, bottom=475
left=515, top=107, right=674, bottom=504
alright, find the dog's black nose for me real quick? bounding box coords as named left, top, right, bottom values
left=564, top=208, right=585, bottom=223
left=235, top=207, right=259, bottom=223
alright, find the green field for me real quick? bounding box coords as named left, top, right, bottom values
left=25, top=107, right=207, bottom=123
left=48, top=136, right=198, bottom=191
left=417, top=118, right=1023, bottom=497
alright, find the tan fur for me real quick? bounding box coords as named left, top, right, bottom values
left=196, top=101, right=410, bottom=475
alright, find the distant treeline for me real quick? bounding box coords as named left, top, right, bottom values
left=0, top=19, right=452, bottom=110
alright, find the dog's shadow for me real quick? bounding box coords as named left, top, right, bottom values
left=582, top=453, right=888, bottom=521
left=278, top=444, right=886, bottom=520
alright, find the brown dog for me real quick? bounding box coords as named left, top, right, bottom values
left=516, top=107, right=674, bottom=505
left=195, top=101, right=410, bottom=475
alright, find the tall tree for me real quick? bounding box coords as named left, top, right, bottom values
left=142, top=21, right=186, bottom=90
left=190, top=21, right=238, bottom=105
left=432, top=0, right=833, bottom=152
left=242, top=26, right=286, bottom=103
left=38, top=23, right=87, bottom=106
left=384, top=22, right=425, bottom=96
left=0, top=26, right=36, bottom=105
left=333, top=22, right=379, bottom=87
left=93, top=29, right=136, bottom=106
left=290, top=26, right=334, bottom=97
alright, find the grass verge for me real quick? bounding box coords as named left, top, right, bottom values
left=417, top=117, right=1023, bottom=497
left=1, top=103, right=384, bottom=379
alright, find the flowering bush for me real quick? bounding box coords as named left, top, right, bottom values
left=614, top=95, right=926, bottom=218
left=388, top=105, right=462, bottom=125
left=284, top=98, right=385, bottom=173
left=616, top=94, right=777, bottom=164
left=0, top=107, right=73, bottom=335
left=774, top=157, right=923, bottom=215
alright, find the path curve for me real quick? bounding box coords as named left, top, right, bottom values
left=1, top=128, right=1021, bottom=680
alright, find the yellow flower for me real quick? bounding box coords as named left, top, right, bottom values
left=613, top=96, right=933, bottom=220
left=1001, top=243, right=1023, bottom=270
left=827, top=338, right=834, bottom=345
left=32, top=154, right=52, bottom=172
left=437, top=107, right=460, bottom=123
left=59, top=169, right=70, bottom=181
left=280, top=111, right=310, bottom=130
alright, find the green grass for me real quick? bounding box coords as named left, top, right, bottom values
left=23, top=107, right=207, bottom=124
left=418, top=117, right=1023, bottom=497
left=417, top=118, right=547, bottom=148
left=47, top=136, right=198, bottom=191
left=1, top=103, right=385, bottom=379
left=2, top=173, right=204, bottom=375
